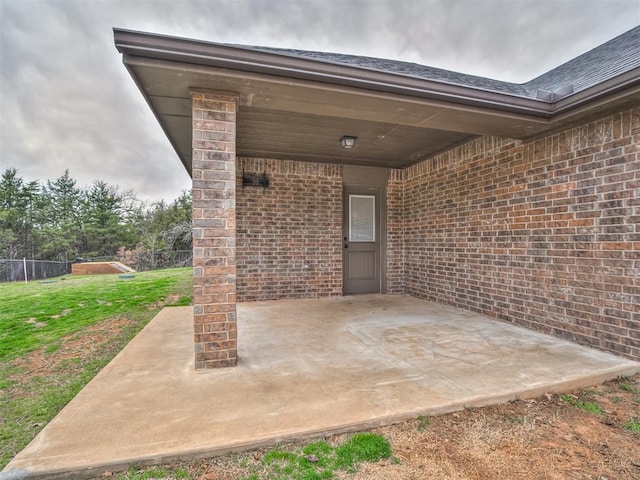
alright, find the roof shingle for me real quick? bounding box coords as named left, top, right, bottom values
left=235, top=25, right=640, bottom=101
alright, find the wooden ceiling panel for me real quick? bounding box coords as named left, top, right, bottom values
left=237, top=107, right=474, bottom=167
left=129, top=61, right=549, bottom=174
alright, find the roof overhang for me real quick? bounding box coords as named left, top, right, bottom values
left=114, top=29, right=640, bottom=175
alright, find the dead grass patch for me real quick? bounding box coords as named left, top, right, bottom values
left=10, top=317, right=132, bottom=382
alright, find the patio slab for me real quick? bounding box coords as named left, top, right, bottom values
left=4, top=294, right=640, bottom=479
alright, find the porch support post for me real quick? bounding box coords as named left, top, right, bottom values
left=191, top=91, right=238, bottom=369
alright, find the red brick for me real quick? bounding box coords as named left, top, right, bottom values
left=236, top=158, right=343, bottom=301
left=192, top=92, right=238, bottom=369
left=403, top=106, right=639, bottom=361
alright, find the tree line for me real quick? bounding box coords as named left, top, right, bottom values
left=0, top=168, right=192, bottom=270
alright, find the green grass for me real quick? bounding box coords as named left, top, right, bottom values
left=116, top=466, right=189, bottom=479
left=239, top=433, right=392, bottom=480
left=0, top=361, right=107, bottom=470
left=416, top=414, right=430, bottom=431
left=620, top=382, right=637, bottom=393
left=560, top=393, right=604, bottom=415
left=0, top=268, right=191, bottom=360
left=624, top=417, right=640, bottom=434
left=0, top=268, right=192, bottom=469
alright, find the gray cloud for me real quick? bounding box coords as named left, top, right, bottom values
left=1, top=0, right=638, bottom=201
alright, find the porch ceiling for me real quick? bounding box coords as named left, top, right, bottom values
left=116, top=29, right=640, bottom=176
left=126, top=57, right=547, bottom=174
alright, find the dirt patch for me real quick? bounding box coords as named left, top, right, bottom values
left=25, top=318, right=48, bottom=328
left=146, top=294, right=182, bottom=310
left=165, top=294, right=182, bottom=304
left=10, top=317, right=132, bottom=382
left=123, top=376, right=640, bottom=480
left=49, top=309, right=72, bottom=319
left=344, top=387, right=640, bottom=480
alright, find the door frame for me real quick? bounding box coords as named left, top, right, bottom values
left=342, top=165, right=388, bottom=295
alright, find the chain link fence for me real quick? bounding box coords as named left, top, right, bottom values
left=0, top=251, right=193, bottom=283
left=0, top=259, right=71, bottom=283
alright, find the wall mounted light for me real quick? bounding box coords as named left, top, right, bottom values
left=340, top=135, right=357, bottom=149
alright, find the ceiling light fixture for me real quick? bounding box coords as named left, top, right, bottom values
left=340, top=135, right=357, bottom=149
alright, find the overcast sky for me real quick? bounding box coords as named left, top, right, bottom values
left=1, top=0, right=639, bottom=202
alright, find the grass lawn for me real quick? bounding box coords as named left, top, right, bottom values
left=0, top=267, right=193, bottom=469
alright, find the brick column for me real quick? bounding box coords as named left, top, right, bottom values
left=191, top=92, right=238, bottom=369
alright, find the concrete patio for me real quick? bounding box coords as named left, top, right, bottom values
left=4, top=294, right=640, bottom=479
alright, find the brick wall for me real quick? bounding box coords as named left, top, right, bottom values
left=404, top=106, right=640, bottom=360
left=236, top=158, right=343, bottom=301
left=386, top=168, right=405, bottom=294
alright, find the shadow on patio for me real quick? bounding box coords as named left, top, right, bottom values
left=4, top=294, right=639, bottom=479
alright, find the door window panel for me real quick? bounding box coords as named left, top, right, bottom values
left=349, top=195, right=375, bottom=242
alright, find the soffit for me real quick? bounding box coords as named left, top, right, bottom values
left=126, top=56, right=555, bottom=175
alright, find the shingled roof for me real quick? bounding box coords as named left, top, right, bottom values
left=526, top=25, right=640, bottom=97
left=238, top=25, right=640, bottom=101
